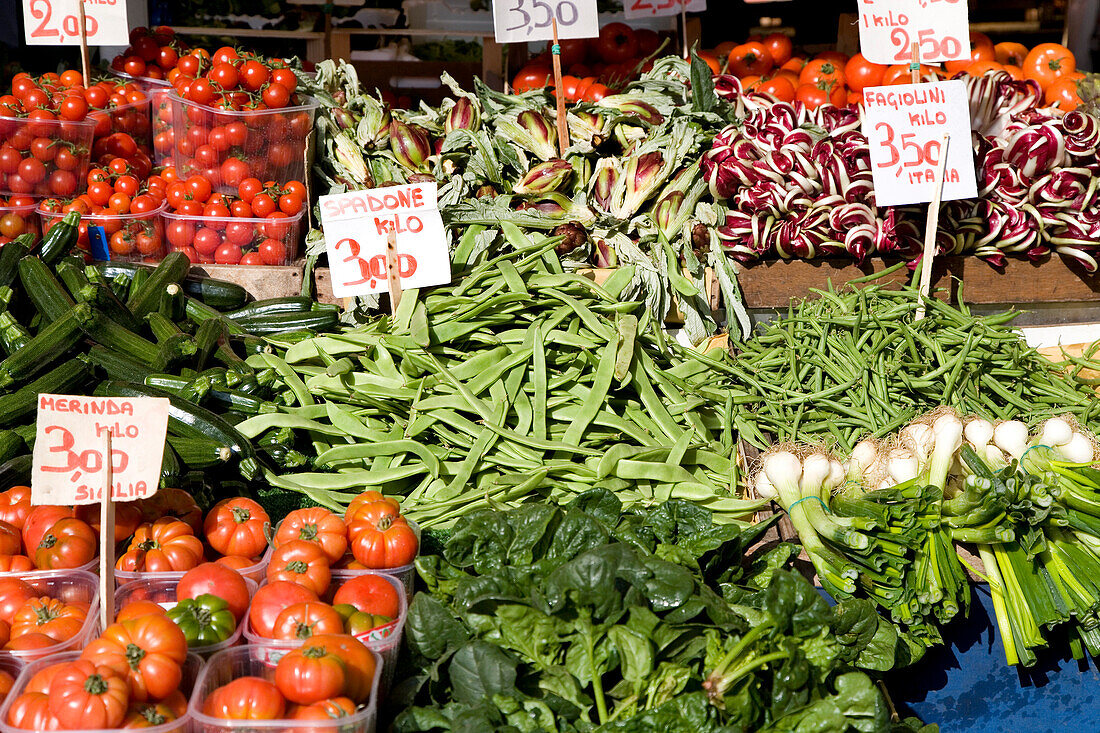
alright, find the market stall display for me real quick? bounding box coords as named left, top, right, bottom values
left=4, top=2, right=1100, bottom=730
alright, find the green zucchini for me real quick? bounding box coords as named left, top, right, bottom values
left=78, top=284, right=142, bottom=333
left=57, top=259, right=92, bottom=297
left=231, top=334, right=270, bottom=355
left=160, top=442, right=181, bottom=488
left=11, top=424, right=34, bottom=448
left=166, top=435, right=234, bottom=468
left=94, top=380, right=259, bottom=478
left=226, top=297, right=313, bottom=320
left=0, top=286, right=13, bottom=314
left=159, top=283, right=186, bottom=322
left=0, top=302, right=88, bottom=388
left=86, top=345, right=153, bottom=382
left=126, top=252, right=190, bottom=320
left=0, top=455, right=32, bottom=488
left=239, top=311, right=339, bottom=335
left=77, top=307, right=161, bottom=366
left=0, top=236, right=31, bottom=288
left=0, top=431, right=25, bottom=465
left=213, top=333, right=252, bottom=374
left=0, top=313, right=27, bottom=356
left=185, top=297, right=245, bottom=335
left=19, top=256, right=75, bottom=323
left=193, top=318, right=224, bottom=370
left=0, top=357, right=94, bottom=426
left=37, top=211, right=80, bottom=264
left=145, top=312, right=185, bottom=342
left=97, top=263, right=249, bottom=310
left=207, top=388, right=278, bottom=415
left=152, top=332, right=199, bottom=371
left=144, top=373, right=190, bottom=394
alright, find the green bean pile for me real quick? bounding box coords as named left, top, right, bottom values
left=724, top=276, right=1100, bottom=452
left=236, top=224, right=763, bottom=528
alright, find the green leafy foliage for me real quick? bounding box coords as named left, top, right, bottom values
left=392, top=491, right=936, bottom=732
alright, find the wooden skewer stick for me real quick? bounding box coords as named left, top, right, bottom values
left=99, top=431, right=116, bottom=630
left=386, top=230, right=403, bottom=314
left=77, top=0, right=92, bottom=85
left=915, top=133, right=951, bottom=322
left=550, top=17, right=570, bottom=157
left=910, top=42, right=921, bottom=84
left=681, top=1, right=689, bottom=60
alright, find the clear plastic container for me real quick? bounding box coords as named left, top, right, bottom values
left=114, top=545, right=272, bottom=586
left=115, top=576, right=256, bottom=657
left=243, top=572, right=407, bottom=692
left=168, top=93, right=318, bottom=193
left=0, top=649, right=203, bottom=733
left=162, top=209, right=302, bottom=266
left=0, top=570, right=101, bottom=668
left=0, top=556, right=99, bottom=579
left=90, top=95, right=154, bottom=154
left=0, top=200, right=40, bottom=246
left=0, top=115, right=95, bottom=198
left=39, top=202, right=168, bottom=263
left=112, top=72, right=173, bottom=166
left=189, top=644, right=381, bottom=733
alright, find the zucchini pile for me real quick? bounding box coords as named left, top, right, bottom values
left=0, top=213, right=341, bottom=509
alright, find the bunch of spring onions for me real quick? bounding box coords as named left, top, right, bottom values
left=755, top=410, right=1100, bottom=667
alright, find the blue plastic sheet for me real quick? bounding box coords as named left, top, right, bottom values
left=889, top=585, right=1100, bottom=732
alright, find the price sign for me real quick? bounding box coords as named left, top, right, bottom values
left=493, top=0, right=599, bottom=43
left=22, top=0, right=129, bottom=46
left=319, top=182, right=451, bottom=298
left=857, top=0, right=968, bottom=65
left=32, top=395, right=168, bottom=505
left=864, top=80, right=976, bottom=207
left=624, top=0, right=705, bottom=19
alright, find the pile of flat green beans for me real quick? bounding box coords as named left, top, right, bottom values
left=723, top=278, right=1100, bottom=452
left=236, top=223, right=764, bottom=529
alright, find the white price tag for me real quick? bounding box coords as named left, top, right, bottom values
left=492, top=0, right=599, bottom=43
left=22, top=0, right=129, bottom=46
left=32, top=395, right=168, bottom=505
left=864, top=80, right=977, bottom=207
left=624, top=0, right=705, bottom=19
left=320, top=182, right=451, bottom=298
left=857, top=0, right=969, bottom=65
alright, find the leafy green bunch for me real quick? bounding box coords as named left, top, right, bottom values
left=391, top=491, right=935, bottom=733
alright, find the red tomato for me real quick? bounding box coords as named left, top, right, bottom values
left=302, top=635, right=375, bottom=704
left=177, top=563, right=251, bottom=622
left=33, top=518, right=96, bottom=570
left=0, top=520, right=19, bottom=556
left=258, top=238, right=287, bottom=266
left=1025, top=43, right=1076, bottom=89
left=6, top=691, right=61, bottom=730
left=0, top=578, right=38, bottom=625
left=22, top=506, right=73, bottom=556
left=288, top=697, right=356, bottom=721
left=204, top=677, right=285, bottom=720
left=755, top=76, right=797, bottom=103
left=274, top=642, right=346, bottom=705
left=347, top=492, right=419, bottom=569
left=11, top=597, right=87, bottom=642
left=762, top=33, right=793, bottom=67
left=595, top=23, right=638, bottom=65
left=844, top=53, right=886, bottom=92
left=332, top=575, right=400, bottom=620
left=272, top=602, right=344, bottom=641
left=729, top=42, right=773, bottom=78
left=47, top=660, right=129, bottom=729
left=275, top=508, right=347, bottom=564
left=0, top=486, right=30, bottom=530
left=1046, top=77, right=1082, bottom=110
left=249, top=582, right=318, bottom=638
left=117, top=600, right=168, bottom=622
left=799, top=59, right=845, bottom=88
left=995, top=41, right=1029, bottom=67
left=81, top=614, right=187, bottom=702
left=115, top=518, right=202, bottom=573
left=267, top=540, right=331, bottom=596
left=136, top=488, right=202, bottom=534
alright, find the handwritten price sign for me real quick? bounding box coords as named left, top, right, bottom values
left=493, top=0, right=598, bottom=43
left=22, top=0, right=129, bottom=46
left=32, top=395, right=168, bottom=505
left=624, top=0, right=705, bottom=19
left=864, top=80, right=976, bottom=207
left=857, top=0, right=968, bottom=65
left=319, top=182, right=451, bottom=298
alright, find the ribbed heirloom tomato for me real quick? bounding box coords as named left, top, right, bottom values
left=346, top=491, right=419, bottom=569
left=82, top=614, right=187, bottom=701
left=272, top=602, right=345, bottom=641
left=6, top=691, right=59, bottom=730
left=115, top=518, right=203, bottom=573
left=203, top=497, right=269, bottom=558
left=303, top=634, right=375, bottom=703
left=0, top=578, right=37, bottom=625
left=274, top=642, right=346, bottom=705
left=47, top=660, right=128, bottom=729
left=33, top=518, right=96, bottom=570
left=275, top=507, right=347, bottom=564
left=267, top=540, right=331, bottom=595
left=11, top=598, right=87, bottom=641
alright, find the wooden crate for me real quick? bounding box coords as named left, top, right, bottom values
left=187, top=262, right=305, bottom=300
left=734, top=256, right=1100, bottom=309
